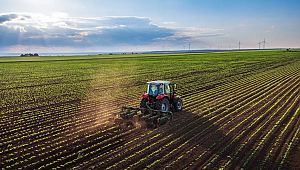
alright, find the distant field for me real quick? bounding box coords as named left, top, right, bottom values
left=1, top=50, right=300, bottom=169
left=0, top=52, right=199, bottom=62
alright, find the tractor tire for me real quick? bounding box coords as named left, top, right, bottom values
left=140, top=98, right=148, bottom=114
left=155, top=98, right=170, bottom=112
left=173, top=97, right=183, bottom=111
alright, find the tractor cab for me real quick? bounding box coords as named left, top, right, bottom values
left=147, top=81, right=170, bottom=96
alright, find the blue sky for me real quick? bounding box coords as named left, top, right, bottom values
left=0, top=0, right=299, bottom=53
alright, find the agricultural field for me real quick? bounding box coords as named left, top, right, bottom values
left=1, top=50, right=300, bottom=170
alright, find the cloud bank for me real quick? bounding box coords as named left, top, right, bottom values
left=0, top=13, right=226, bottom=52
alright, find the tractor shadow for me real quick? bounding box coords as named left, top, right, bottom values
left=165, top=109, right=226, bottom=148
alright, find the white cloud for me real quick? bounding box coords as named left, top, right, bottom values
left=157, top=27, right=226, bottom=42
left=163, top=21, right=176, bottom=25
left=180, top=27, right=224, bottom=36
left=0, top=12, right=227, bottom=52
left=271, top=25, right=279, bottom=29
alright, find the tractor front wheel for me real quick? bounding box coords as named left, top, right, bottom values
left=155, top=98, right=170, bottom=112
left=173, top=97, right=183, bottom=111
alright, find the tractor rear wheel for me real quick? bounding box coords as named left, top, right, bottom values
left=140, top=98, right=148, bottom=114
left=155, top=98, right=170, bottom=112
left=173, top=97, right=183, bottom=111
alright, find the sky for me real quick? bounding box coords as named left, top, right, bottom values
left=0, top=0, right=299, bottom=53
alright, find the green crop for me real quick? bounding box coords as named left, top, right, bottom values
left=1, top=50, right=299, bottom=170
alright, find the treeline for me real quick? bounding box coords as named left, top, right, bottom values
left=20, top=53, right=39, bottom=57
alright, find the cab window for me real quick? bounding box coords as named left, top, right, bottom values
left=148, top=84, right=158, bottom=95
left=158, top=84, right=164, bottom=95
left=165, top=84, right=170, bottom=95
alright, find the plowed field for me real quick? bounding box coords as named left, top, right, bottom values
left=1, top=50, right=300, bottom=169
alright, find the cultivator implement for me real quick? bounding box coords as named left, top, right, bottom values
left=114, top=106, right=173, bottom=128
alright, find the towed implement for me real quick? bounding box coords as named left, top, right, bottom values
left=114, top=80, right=183, bottom=127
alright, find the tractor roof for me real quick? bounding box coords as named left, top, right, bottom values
left=147, top=80, right=170, bottom=85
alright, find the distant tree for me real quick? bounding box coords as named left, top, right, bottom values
left=20, top=54, right=24, bottom=57
left=33, top=53, right=39, bottom=56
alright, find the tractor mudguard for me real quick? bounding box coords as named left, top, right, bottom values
left=141, top=93, right=149, bottom=98
left=174, top=95, right=181, bottom=98
left=156, top=94, right=168, bottom=100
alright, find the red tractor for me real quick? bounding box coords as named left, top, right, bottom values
left=114, top=80, right=183, bottom=127
left=140, top=80, right=183, bottom=112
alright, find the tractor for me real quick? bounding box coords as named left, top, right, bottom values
left=114, top=80, right=183, bottom=127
